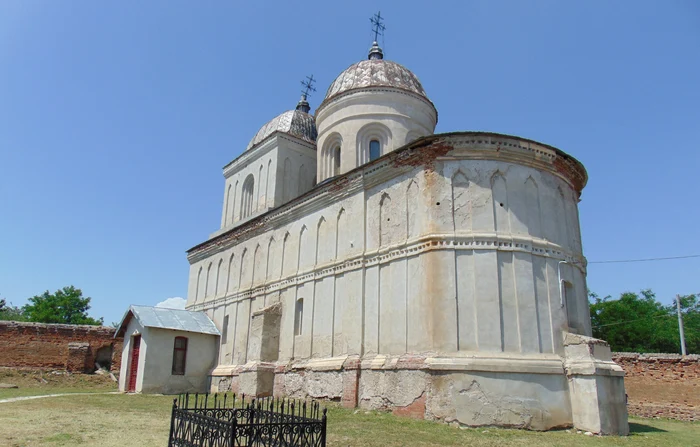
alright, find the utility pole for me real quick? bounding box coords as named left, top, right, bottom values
left=676, top=295, right=687, bottom=356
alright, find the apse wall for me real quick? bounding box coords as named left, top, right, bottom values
left=187, top=133, right=588, bottom=367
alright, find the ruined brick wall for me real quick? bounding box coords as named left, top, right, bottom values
left=613, top=352, right=700, bottom=381
left=613, top=352, right=699, bottom=422
left=0, top=321, right=123, bottom=373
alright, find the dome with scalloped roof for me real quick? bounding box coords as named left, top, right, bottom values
left=321, top=42, right=430, bottom=106
left=246, top=108, right=317, bottom=151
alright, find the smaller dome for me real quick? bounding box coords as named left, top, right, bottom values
left=246, top=110, right=317, bottom=151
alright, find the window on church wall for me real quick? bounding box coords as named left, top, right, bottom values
left=294, top=298, right=303, bottom=336
left=172, top=336, right=188, bottom=375
left=298, top=165, right=307, bottom=196
left=369, top=140, right=381, bottom=161
left=241, top=174, right=255, bottom=219
left=333, top=146, right=341, bottom=175
left=232, top=180, right=239, bottom=223
left=224, top=184, right=231, bottom=226
left=563, top=281, right=580, bottom=334
left=221, top=315, right=229, bottom=344
left=283, top=158, right=292, bottom=202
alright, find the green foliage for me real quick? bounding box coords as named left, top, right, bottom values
left=590, top=290, right=699, bottom=354
left=22, top=286, right=103, bottom=326
left=0, top=295, right=29, bottom=321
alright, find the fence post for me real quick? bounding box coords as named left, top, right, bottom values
left=321, top=408, right=327, bottom=446
left=229, top=417, right=237, bottom=447
left=167, top=398, right=178, bottom=447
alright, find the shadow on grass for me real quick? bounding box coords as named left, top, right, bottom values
left=629, top=422, right=667, bottom=433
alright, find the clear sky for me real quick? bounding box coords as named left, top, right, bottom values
left=1, top=1, right=699, bottom=325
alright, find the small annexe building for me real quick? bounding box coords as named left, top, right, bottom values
left=115, top=306, right=220, bottom=394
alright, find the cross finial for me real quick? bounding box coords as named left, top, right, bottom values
left=297, top=75, right=315, bottom=113
left=300, top=75, right=316, bottom=99
left=370, top=11, right=385, bottom=42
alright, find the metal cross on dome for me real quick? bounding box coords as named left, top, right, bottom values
left=370, top=11, right=385, bottom=42
left=300, top=75, right=316, bottom=98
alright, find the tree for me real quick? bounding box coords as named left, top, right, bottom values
left=0, top=294, right=28, bottom=321
left=590, top=290, right=699, bottom=354
left=23, top=286, right=103, bottom=325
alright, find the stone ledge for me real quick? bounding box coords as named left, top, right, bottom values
left=292, top=356, right=348, bottom=371
left=564, top=360, right=625, bottom=377
left=426, top=354, right=565, bottom=375
left=210, top=365, right=240, bottom=376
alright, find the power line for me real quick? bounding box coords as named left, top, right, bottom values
left=591, top=313, right=674, bottom=328
left=588, top=254, right=700, bottom=264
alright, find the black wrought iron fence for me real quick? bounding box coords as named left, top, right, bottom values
left=167, top=392, right=327, bottom=447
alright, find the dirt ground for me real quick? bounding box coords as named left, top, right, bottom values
left=620, top=375, right=699, bottom=422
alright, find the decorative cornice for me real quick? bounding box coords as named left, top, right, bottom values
left=211, top=353, right=567, bottom=376
left=222, top=131, right=317, bottom=175
left=187, top=132, right=587, bottom=261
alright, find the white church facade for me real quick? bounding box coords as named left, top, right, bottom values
left=178, top=34, right=628, bottom=434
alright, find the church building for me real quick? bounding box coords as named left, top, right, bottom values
left=176, top=16, right=628, bottom=434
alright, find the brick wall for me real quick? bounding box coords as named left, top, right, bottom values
left=613, top=352, right=699, bottom=422
left=613, top=352, right=700, bottom=381
left=0, top=321, right=123, bottom=373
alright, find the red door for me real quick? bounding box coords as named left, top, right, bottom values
left=127, top=335, right=141, bottom=392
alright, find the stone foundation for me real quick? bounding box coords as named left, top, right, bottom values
left=209, top=340, right=628, bottom=434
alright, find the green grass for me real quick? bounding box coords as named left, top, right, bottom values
left=0, top=368, right=117, bottom=400
left=0, top=392, right=697, bottom=447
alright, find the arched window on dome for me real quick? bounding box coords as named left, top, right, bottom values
left=241, top=174, right=255, bottom=219
left=332, top=146, right=341, bottom=176
left=356, top=124, right=391, bottom=165
left=369, top=140, right=381, bottom=161
left=322, top=133, right=343, bottom=181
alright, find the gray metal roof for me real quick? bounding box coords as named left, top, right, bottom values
left=115, top=305, right=220, bottom=337
left=246, top=109, right=317, bottom=151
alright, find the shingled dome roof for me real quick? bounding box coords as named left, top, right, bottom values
left=246, top=110, right=317, bottom=151
left=323, top=59, right=429, bottom=104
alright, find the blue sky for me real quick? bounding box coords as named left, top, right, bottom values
left=1, top=1, right=698, bottom=324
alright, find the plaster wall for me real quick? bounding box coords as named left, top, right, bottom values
left=118, top=319, right=218, bottom=394
left=315, top=89, right=437, bottom=181
left=218, top=135, right=316, bottom=232
left=194, top=138, right=317, bottom=307
left=187, top=134, right=589, bottom=363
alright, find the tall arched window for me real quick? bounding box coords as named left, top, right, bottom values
left=357, top=124, right=390, bottom=165
left=564, top=280, right=580, bottom=334
left=298, top=165, right=307, bottom=196
left=241, top=174, right=255, bottom=219
left=332, top=146, right=341, bottom=175
left=294, top=298, right=304, bottom=336
left=369, top=139, right=381, bottom=161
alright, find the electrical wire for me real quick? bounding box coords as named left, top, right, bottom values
left=588, top=254, right=700, bottom=264
left=591, top=313, right=674, bottom=328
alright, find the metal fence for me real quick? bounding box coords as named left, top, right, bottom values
left=168, top=393, right=327, bottom=447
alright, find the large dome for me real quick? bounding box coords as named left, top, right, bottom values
left=246, top=109, right=317, bottom=151
left=322, top=58, right=429, bottom=105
